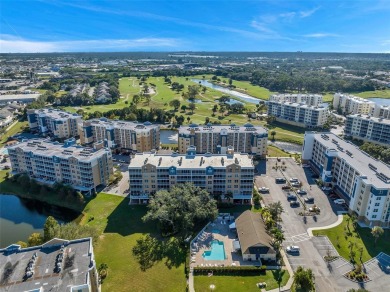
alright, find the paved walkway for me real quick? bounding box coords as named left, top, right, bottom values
left=307, top=214, right=344, bottom=236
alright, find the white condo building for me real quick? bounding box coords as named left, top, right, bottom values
left=267, top=101, right=329, bottom=128
left=345, top=114, right=390, bottom=146
left=269, top=94, right=323, bottom=107
left=302, top=132, right=390, bottom=227
left=27, top=108, right=81, bottom=139
left=178, top=123, right=268, bottom=156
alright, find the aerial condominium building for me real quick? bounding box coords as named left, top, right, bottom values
left=333, top=93, right=375, bottom=115
left=371, top=103, right=390, bottom=119
left=79, top=118, right=160, bottom=152
left=269, top=94, right=323, bottom=107
left=27, top=108, right=81, bottom=139
left=302, top=132, right=390, bottom=227
left=345, top=114, right=390, bottom=146
left=128, top=146, right=254, bottom=204
left=0, top=237, right=99, bottom=292
left=8, top=138, right=113, bottom=194
left=178, top=123, right=268, bottom=156
left=267, top=101, right=329, bottom=128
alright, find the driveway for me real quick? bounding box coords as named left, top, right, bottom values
left=255, top=158, right=342, bottom=291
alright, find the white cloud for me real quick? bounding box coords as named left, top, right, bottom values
left=299, top=7, right=321, bottom=18
left=303, top=33, right=340, bottom=38
left=0, top=35, right=180, bottom=53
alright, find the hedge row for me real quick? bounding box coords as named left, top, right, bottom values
left=193, top=266, right=266, bottom=276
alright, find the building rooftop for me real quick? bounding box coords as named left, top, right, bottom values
left=335, top=93, right=375, bottom=104
left=87, top=118, right=159, bottom=131
left=129, top=150, right=253, bottom=169
left=0, top=238, right=95, bottom=292
left=348, top=114, right=390, bottom=125
left=268, top=100, right=328, bottom=110
left=235, top=210, right=275, bottom=255
left=8, top=139, right=110, bottom=162
left=32, top=108, right=81, bottom=120
left=311, top=132, right=390, bottom=188
left=270, top=93, right=322, bottom=99
left=0, top=94, right=40, bottom=102
left=178, top=123, right=267, bottom=134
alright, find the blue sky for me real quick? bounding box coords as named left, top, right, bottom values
left=1, top=0, right=390, bottom=53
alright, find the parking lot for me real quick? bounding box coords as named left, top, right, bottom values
left=256, top=158, right=339, bottom=229
left=255, top=158, right=345, bottom=291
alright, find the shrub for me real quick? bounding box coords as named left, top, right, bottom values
left=193, top=266, right=266, bottom=276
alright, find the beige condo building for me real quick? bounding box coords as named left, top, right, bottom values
left=79, top=118, right=160, bottom=152
left=8, top=138, right=113, bottom=194
left=128, top=146, right=254, bottom=204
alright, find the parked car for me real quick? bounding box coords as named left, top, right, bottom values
left=289, top=178, right=299, bottom=182
left=290, top=201, right=300, bottom=207
left=258, top=187, right=269, bottom=193
left=286, top=245, right=300, bottom=253
left=334, top=199, right=345, bottom=204
left=297, top=189, right=307, bottom=195
left=322, top=186, right=332, bottom=191
left=304, top=197, right=314, bottom=203
left=291, top=182, right=301, bottom=187
left=302, top=164, right=311, bottom=168
left=275, top=177, right=286, bottom=183
left=282, top=185, right=291, bottom=190
left=309, top=206, right=321, bottom=213
left=287, top=193, right=297, bottom=201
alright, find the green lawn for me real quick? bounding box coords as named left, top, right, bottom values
left=80, top=194, right=187, bottom=292
left=0, top=121, right=28, bottom=145
left=65, top=76, right=265, bottom=126
left=323, top=93, right=334, bottom=103
left=198, top=74, right=274, bottom=100
left=194, top=270, right=289, bottom=292
left=267, top=145, right=290, bottom=157
left=266, top=122, right=305, bottom=145
left=355, top=89, right=390, bottom=99
left=313, top=215, right=390, bottom=263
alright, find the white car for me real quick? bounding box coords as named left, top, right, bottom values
left=302, top=164, right=311, bottom=168
left=258, top=187, right=269, bottom=193
left=286, top=245, right=300, bottom=253
left=289, top=178, right=299, bottom=182
left=333, top=199, right=345, bottom=204
left=322, top=186, right=332, bottom=191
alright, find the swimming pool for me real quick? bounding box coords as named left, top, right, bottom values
left=202, top=240, right=226, bottom=261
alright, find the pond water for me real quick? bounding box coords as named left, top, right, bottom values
left=268, top=141, right=302, bottom=154
left=0, top=194, right=78, bottom=248
left=367, top=98, right=390, bottom=106
left=192, top=79, right=262, bottom=104
left=160, top=130, right=178, bottom=144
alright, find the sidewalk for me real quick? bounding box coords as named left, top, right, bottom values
left=307, top=214, right=344, bottom=237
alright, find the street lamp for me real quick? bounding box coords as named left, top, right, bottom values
left=209, top=284, right=215, bottom=292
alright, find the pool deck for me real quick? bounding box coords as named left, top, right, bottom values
left=191, top=218, right=260, bottom=268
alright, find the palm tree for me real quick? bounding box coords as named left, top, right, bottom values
left=271, top=130, right=276, bottom=140
left=293, top=266, right=315, bottom=291
left=371, top=226, right=384, bottom=246
left=346, top=216, right=351, bottom=233
left=351, top=214, right=358, bottom=229
left=224, top=191, right=233, bottom=202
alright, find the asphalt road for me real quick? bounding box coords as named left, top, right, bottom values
left=255, top=158, right=345, bottom=291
